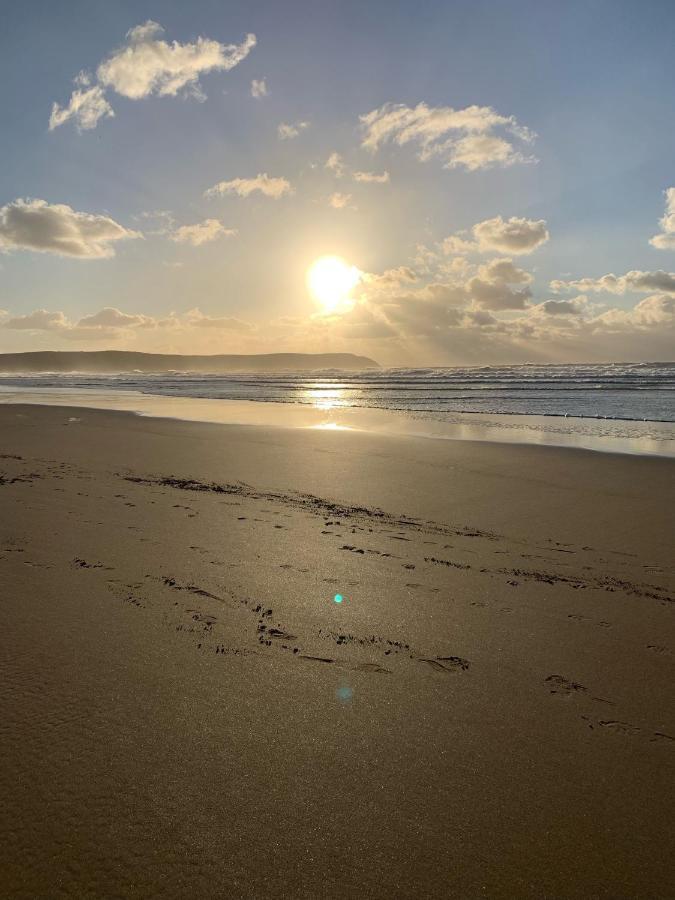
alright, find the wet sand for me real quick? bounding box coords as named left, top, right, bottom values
left=0, top=404, right=673, bottom=898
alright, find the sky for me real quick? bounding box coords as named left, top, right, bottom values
left=1, top=0, right=675, bottom=365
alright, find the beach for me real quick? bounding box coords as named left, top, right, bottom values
left=0, top=403, right=673, bottom=898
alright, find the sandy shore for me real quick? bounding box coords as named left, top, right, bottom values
left=0, top=404, right=673, bottom=898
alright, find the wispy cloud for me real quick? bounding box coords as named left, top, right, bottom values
left=205, top=173, right=292, bottom=199
left=186, top=308, right=254, bottom=331
left=49, top=86, right=114, bottom=132
left=169, top=219, right=237, bottom=246
left=360, top=102, right=535, bottom=171
left=325, top=152, right=345, bottom=177
left=328, top=192, right=354, bottom=209
left=250, top=78, right=268, bottom=98
left=277, top=121, right=309, bottom=140
left=50, top=21, right=256, bottom=131
left=353, top=170, right=390, bottom=183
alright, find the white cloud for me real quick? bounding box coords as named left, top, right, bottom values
left=466, top=276, right=531, bottom=310
left=478, top=258, right=533, bottom=284
left=353, top=170, right=390, bottom=183
left=649, top=187, right=675, bottom=249
left=50, top=22, right=256, bottom=130
left=277, top=121, right=309, bottom=140
left=170, top=218, right=237, bottom=246
left=472, top=216, right=549, bottom=255
left=591, top=294, right=675, bottom=329
left=441, top=216, right=549, bottom=257
left=76, top=307, right=155, bottom=328
left=325, top=152, right=345, bottom=177
left=441, top=234, right=478, bottom=256
left=49, top=85, right=114, bottom=132
left=0, top=199, right=141, bottom=258
left=205, top=173, right=292, bottom=199
left=2, top=306, right=255, bottom=343
left=628, top=294, right=675, bottom=324
left=360, top=102, right=536, bottom=171
left=3, top=309, right=69, bottom=331
left=250, top=78, right=268, bottom=98
left=97, top=22, right=256, bottom=99
left=328, top=192, right=353, bottom=209
left=551, top=270, right=675, bottom=295
left=536, top=296, right=588, bottom=316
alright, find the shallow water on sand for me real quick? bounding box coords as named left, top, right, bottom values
left=1, top=385, right=674, bottom=457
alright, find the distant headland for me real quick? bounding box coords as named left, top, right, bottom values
left=0, top=350, right=379, bottom=374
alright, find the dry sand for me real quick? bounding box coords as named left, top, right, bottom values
left=0, top=403, right=673, bottom=898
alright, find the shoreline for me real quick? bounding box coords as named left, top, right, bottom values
left=1, top=388, right=674, bottom=457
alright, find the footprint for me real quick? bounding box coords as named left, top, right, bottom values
left=298, top=655, right=334, bottom=664
left=352, top=662, right=392, bottom=674
left=265, top=627, right=297, bottom=641
left=545, top=675, right=587, bottom=696
left=419, top=656, right=470, bottom=674
left=598, top=720, right=641, bottom=737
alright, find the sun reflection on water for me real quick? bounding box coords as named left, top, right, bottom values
left=304, top=387, right=349, bottom=410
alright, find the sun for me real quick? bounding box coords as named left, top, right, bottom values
left=307, top=255, right=361, bottom=314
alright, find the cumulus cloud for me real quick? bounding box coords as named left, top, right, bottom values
left=478, top=258, right=533, bottom=284
left=50, top=22, right=256, bottom=130
left=76, top=307, right=155, bottom=328
left=277, top=121, right=309, bottom=140
left=353, top=170, right=390, bottom=183
left=649, top=187, right=675, bottom=249
left=3, top=309, right=69, bottom=331
left=360, top=102, right=535, bottom=171
left=1, top=305, right=255, bottom=342
left=536, top=296, right=588, bottom=316
left=205, top=173, right=292, bottom=199
left=170, top=218, right=237, bottom=246
left=551, top=269, right=675, bottom=295
left=250, top=78, right=268, bottom=98
left=591, top=294, right=675, bottom=329
left=472, top=216, right=549, bottom=255
left=325, top=152, right=345, bottom=177
left=441, top=216, right=549, bottom=257
left=466, top=276, right=531, bottom=310
left=441, top=234, right=478, bottom=256
left=628, top=294, right=675, bottom=324
left=0, top=199, right=141, bottom=258
left=328, top=192, right=353, bottom=209
left=49, top=85, right=114, bottom=132
left=2, top=306, right=154, bottom=340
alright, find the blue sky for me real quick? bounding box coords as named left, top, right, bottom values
left=1, top=0, right=674, bottom=363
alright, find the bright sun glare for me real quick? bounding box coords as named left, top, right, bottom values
left=306, top=256, right=361, bottom=314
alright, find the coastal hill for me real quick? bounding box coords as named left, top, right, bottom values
left=0, top=350, right=379, bottom=373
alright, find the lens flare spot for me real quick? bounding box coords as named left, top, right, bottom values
left=334, top=593, right=343, bottom=603
left=336, top=685, right=353, bottom=703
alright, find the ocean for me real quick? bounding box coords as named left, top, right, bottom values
left=0, top=362, right=673, bottom=420
left=1, top=362, right=674, bottom=455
